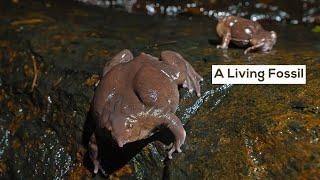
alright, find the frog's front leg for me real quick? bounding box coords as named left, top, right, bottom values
left=160, top=51, right=203, bottom=97
left=89, top=133, right=100, bottom=174
left=102, top=49, right=134, bottom=76
left=217, top=29, right=231, bottom=49
left=89, top=133, right=108, bottom=176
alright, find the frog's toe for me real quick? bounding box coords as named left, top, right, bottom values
left=93, top=160, right=100, bottom=174
left=185, top=70, right=202, bottom=97
left=115, top=135, right=129, bottom=148
left=168, top=146, right=175, bottom=159
left=167, top=140, right=183, bottom=159
left=183, top=78, right=195, bottom=95
left=217, top=45, right=228, bottom=49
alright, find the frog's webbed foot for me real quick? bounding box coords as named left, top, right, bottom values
left=160, top=51, right=203, bottom=97
left=103, top=49, right=134, bottom=76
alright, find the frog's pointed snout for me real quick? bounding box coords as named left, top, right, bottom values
left=116, top=137, right=128, bottom=148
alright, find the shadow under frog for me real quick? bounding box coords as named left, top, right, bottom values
left=83, top=113, right=175, bottom=175
left=85, top=49, right=203, bottom=175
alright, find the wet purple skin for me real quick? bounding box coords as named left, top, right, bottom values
left=89, top=50, right=203, bottom=174
left=216, top=16, right=277, bottom=54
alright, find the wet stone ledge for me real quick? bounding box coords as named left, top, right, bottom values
left=0, top=0, right=320, bottom=179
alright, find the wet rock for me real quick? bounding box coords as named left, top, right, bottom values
left=290, top=100, right=308, bottom=112
left=0, top=0, right=320, bottom=179
left=10, top=129, right=72, bottom=179
left=0, top=127, right=10, bottom=160
left=77, top=0, right=320, bottom=24
left=166, top=83, right=320, bottom=179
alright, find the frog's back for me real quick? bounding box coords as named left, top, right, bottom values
left=230, top=18, right=261, bottom=40
left=132, top=61, right=180, bottom=112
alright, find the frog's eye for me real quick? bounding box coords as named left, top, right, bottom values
left=270, top=31, right=277, bottom=39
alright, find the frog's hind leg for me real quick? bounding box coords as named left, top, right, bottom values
left=163, top=112, right=186, bottom=159
left=244, top=42, right=264, bottom=54
left=125, top=107, right=186, bottom=159
left=161, top=51, right=203, bottom=97
left=108, top=106, right=186, bottom=159
left=102, top=49, right=134, bottom=76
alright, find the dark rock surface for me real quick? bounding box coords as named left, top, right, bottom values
left=0, top=0, right=319, bottom=179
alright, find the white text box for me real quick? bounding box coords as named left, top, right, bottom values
left=212, top=65, right=306, bottom=84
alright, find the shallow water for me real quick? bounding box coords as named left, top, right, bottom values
left=0, top=0, right=319, bottom=179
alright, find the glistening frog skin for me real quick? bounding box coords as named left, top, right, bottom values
left=216, top=16, right=277, bottom=54
left=89, top=49, right=203, bottom=174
